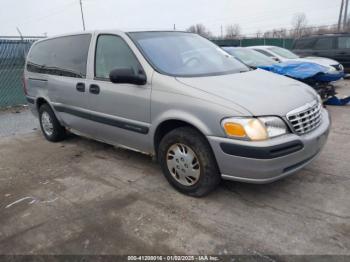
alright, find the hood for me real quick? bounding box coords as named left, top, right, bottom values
left=176, top=69, right=317, bottom=116
left=295, top=57, right=340, bottom=68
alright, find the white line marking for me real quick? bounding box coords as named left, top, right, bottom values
left=5, top=197, right=37, bottom=208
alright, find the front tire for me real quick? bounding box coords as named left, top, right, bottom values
left=158, top=127, right=221, bottom=197
left=39, top=104, right=66, bottom=142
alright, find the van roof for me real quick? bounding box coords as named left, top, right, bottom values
left=34, top=30, right=190, bottom=43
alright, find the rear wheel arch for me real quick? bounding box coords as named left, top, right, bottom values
left=35, top=98, right=64, bottom=128
left=36, top=97, right=49, bottom=111
left=38, top=103, right=66, bottom=142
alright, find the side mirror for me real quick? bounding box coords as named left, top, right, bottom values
left=272, top=57, right=281, bottom=63
left=109, top=68, right=147, bottom=85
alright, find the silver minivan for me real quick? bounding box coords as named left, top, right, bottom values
left=24, top=30, right=330, bottom=196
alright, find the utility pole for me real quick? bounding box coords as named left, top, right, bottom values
left=221, top=25, right=223, bottom=39
left=79, top=0, right=86, bottom=31
left=339, top=0, right=344, bottom=31
left=344, top=0, right=349, bottom=30
left=173, top=24, right=176, bottom=31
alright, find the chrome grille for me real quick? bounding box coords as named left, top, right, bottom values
left=286, top=100, right=322, bottom=135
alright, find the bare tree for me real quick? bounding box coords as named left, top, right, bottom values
left=225, top=24, right=241, bottom=39
left=291, top=13, right=308, bottom=38
left=186, top=24, right=212, bottom=38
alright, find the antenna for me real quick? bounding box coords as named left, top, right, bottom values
left=79, top=0, right=86, bottom=31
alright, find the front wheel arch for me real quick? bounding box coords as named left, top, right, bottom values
left=153, top=119, right=209, bottom=159
left=157, top=126, right=221, bottom=197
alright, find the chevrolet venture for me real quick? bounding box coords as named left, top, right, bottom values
left=24, top=31, right=330, bottom=196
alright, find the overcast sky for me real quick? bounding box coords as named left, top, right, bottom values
left=0, top=0, right=343, bottom=37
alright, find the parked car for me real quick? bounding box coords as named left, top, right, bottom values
left=223, top=47, right=343, bottom=99
left=292, top=33, right=350, bottom=73
left=24, top=31, right=330, bottom=196
left=222, top=47, right=277, bottom=68
left=248, top=45, right=344, bottom=77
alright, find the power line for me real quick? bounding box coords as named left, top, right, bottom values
left=244, top=23, right=338, bottom=38
left=0, top=0, right=76, bottom=27
left=174, top=4, right=340, bottom=34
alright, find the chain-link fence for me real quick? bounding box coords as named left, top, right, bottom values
left=0, top=38, right=37, bottom=108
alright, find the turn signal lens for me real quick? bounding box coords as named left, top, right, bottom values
left=222, top=118, right=268, bottom=141
left=223, top=122, right=246, bottom=137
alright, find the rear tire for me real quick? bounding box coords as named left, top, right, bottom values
left=39, top=104, right=66, bottom=142
left=158, top=127, right=221, bottom=197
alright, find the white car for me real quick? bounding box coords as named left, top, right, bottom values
left=248, top=45, right=344, bottom=75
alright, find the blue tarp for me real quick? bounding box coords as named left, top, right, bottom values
left=259, top=62, right=344, bottom=83
left=325, top=96, right=350, bottom=106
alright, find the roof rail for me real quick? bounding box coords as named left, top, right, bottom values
left=0, top=36, right=46, bottom=40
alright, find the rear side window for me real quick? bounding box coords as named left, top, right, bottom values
left=95, top=34, right=142, bottom=79
left=338, top=37, right=350, bottom=49
left=294, top=38, right=314, bottom=49
left=314, top=38, right=333, bottom=50
left=27, top=34, right=91, bottom=78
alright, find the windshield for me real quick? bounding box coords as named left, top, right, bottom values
left=268, top=46, right=299, bottom=59
left=128, top=32, right=249, bottom=77
left=223, top=47, right=277, bottom=67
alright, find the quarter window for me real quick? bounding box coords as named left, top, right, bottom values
left=314, top=38, right=333, bottom=50
left=27, top=34, right=91, bottom=78
left=338, top=37, right=350, bottom=49
left=95, top=35, right=142, bottom=79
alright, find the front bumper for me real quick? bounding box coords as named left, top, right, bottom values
left=315, top=71, right=345, bottom=82
left=207, top=109, right=331, bottom=183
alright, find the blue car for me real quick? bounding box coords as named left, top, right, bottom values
left=223, top=47, right=344, bottom=99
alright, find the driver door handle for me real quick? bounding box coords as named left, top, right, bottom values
left=76, top=83, right=85, bottom=92
left=89, top=84, right=100, bottom=95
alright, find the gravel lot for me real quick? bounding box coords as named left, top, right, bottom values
left=0, top=106, right=37, bottom=138
left=0, top=82, right=349, bottom=255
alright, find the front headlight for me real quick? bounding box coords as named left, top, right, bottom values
left=221, top=116, right=289, bottom=141
left=327, top=66, right=337, bottom=73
